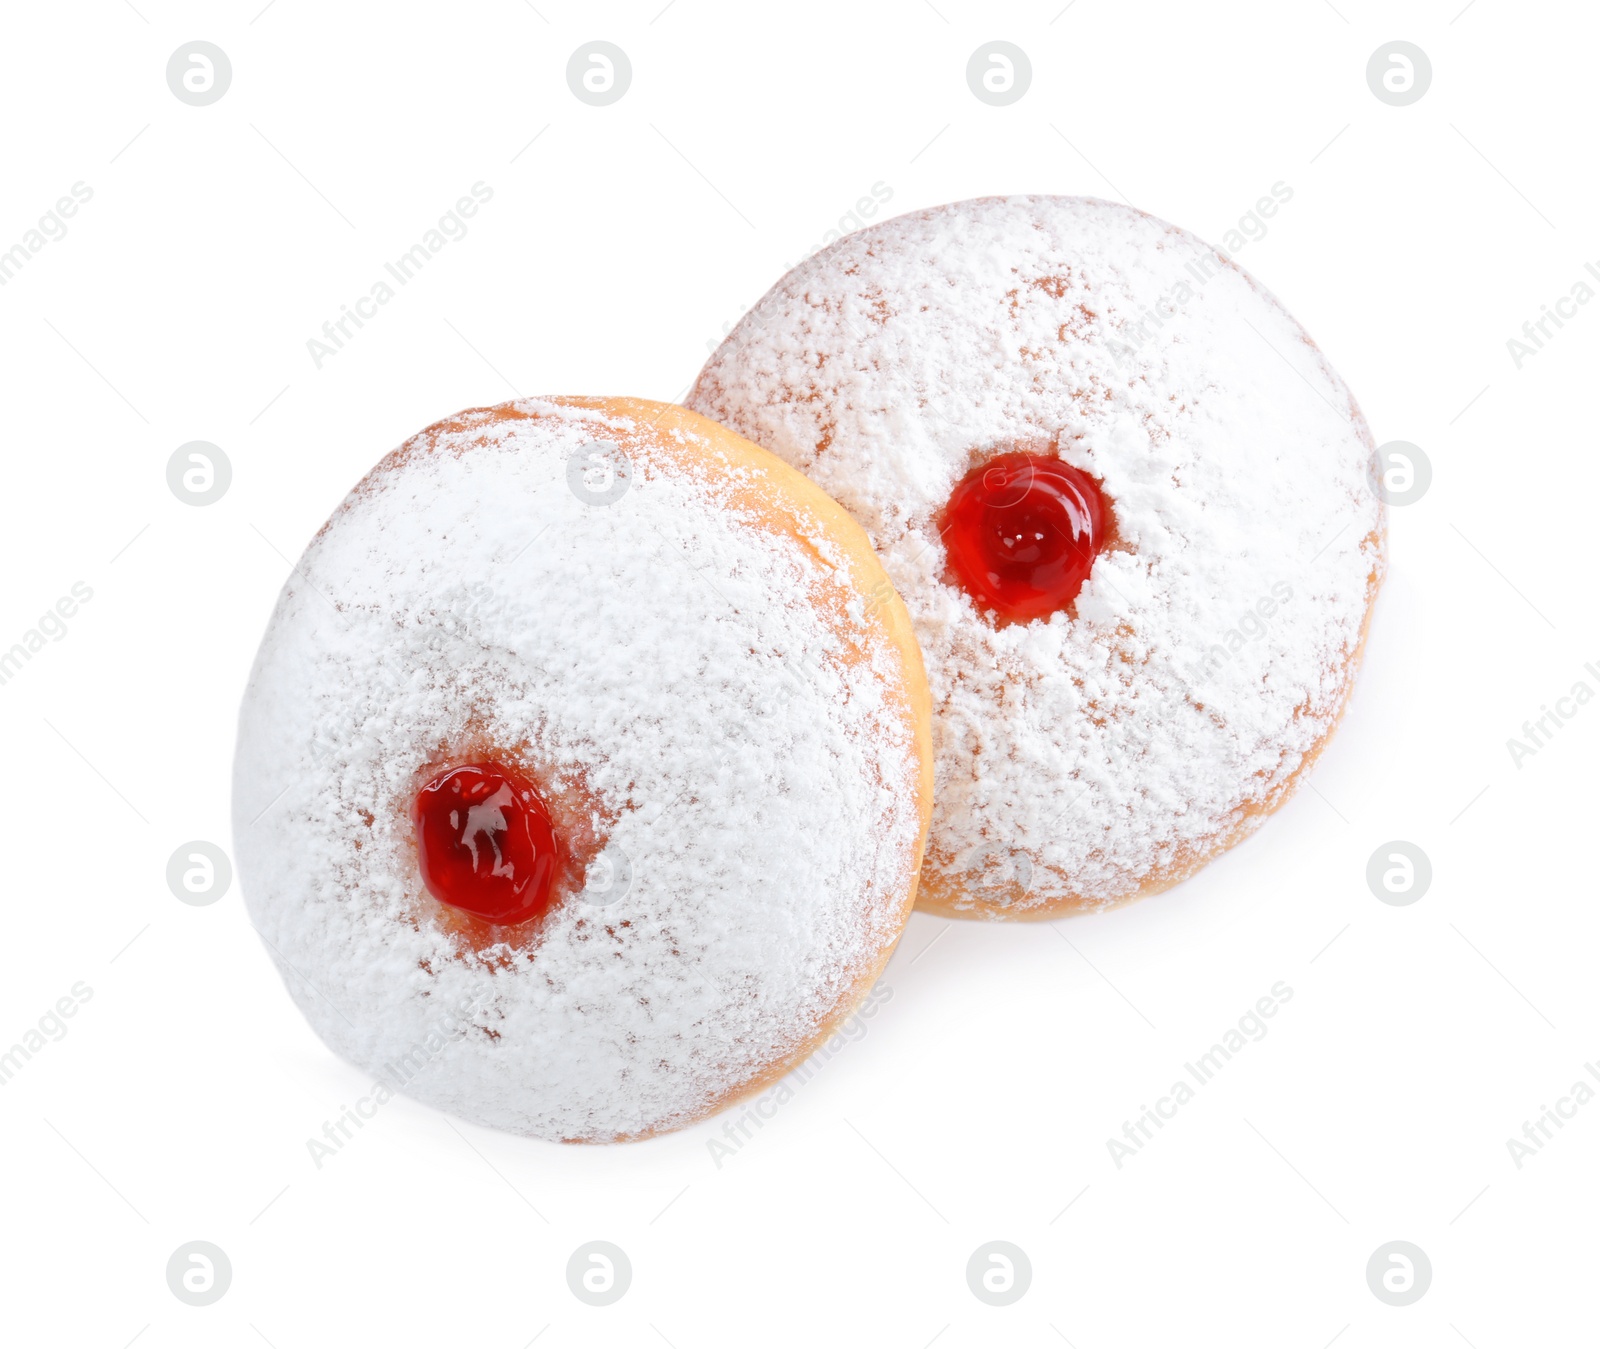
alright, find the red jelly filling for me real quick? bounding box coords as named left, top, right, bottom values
left=413, top=762, right=559, bottom=925
left=941, top=452, right=1110, bottom=623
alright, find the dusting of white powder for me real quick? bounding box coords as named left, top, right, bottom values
left=232, top=400, right=923, bottom=1142
left=688, top=195, right=1384, bottom=911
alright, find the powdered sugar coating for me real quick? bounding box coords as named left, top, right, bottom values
left=689, top=196, right=1384, bottom=914
left=232, top=399, right=926, bottom=1141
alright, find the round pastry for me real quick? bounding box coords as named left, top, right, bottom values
left=232, top=397, right=933, bottom=1141
left=688, top=195, right=1384, bottom=919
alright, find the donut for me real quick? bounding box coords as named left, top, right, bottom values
left=688, top=195, right=1384, bottom=919
left=232, top=397, right=933, bottom=1142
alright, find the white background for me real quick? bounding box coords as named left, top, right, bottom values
left=1, top=1, right=1593, bottom=1344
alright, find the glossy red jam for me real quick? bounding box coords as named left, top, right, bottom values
left=941, top=452, right=1109, bottom=623
left=412, top=763, right=559, bottom=926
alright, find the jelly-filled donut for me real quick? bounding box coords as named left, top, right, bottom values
left=689, top=196, right=1384, bottom=919
left=233, top=397, right=932, bottom=1141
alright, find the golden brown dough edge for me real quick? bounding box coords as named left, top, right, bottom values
left=681, top=194, right=1386, bottom=928
left=912, top=521, right=1386, bottom=922
left=378, top=396, right=934, bottom=1141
